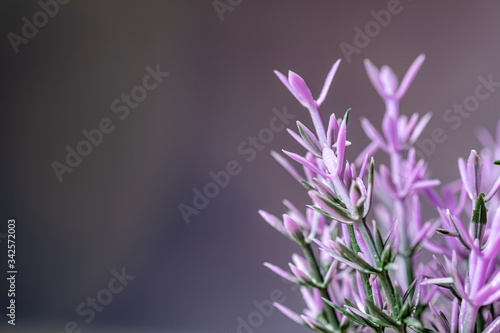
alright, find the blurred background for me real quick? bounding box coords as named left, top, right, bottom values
left=1, top=1, right=500, bottom=332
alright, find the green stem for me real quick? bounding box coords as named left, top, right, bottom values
left=347, top=225, right=374, bottom=306
left=396, top=199, right=414, bottom=290
left=475, top=306, right=484, bottom=333
left=301, top=241, right=340, bottom=330
left=358, top=219, right=401, bottom=317
left=404, top=254, right=414, bottom=291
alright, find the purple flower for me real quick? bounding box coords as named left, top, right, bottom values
left=364, top=54, right=425, bottom=102
left=274, top=59, right=341, bottom=110
left=275, top=59, right=341, bottom=145
left=260, top=53, right=500, bottom=333
left=459, top=150, right=500, bottom=202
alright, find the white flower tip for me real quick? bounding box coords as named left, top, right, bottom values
left=258, top=210, right=269, bottom=218
left=363, top=58, right=374, bottom=67
left=283, top=214, right=301, bottom=238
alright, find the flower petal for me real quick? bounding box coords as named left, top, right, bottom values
left=396, top=54, right=425, bottom=99
left=364, top=59, right=385, bottom=98
left=380, top=65, right=398, bottom=95
left=288, top=71, right=316, bottom=108
left=316, top=59, right=341, bottom=106
left=274, top=303, right=304, bottom=325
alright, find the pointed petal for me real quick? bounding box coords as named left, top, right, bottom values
left=364, top=58, right=385, bottom=97
left=409, top=112, right=432, bottom=145
left=401, top=113, right=419, bottom=144
left=271, top=150, right=303, bottom=182
left=451, top=298, right=459, bottom=333
left=396, top=54, right=425, bottom=99
left=467, top=150, right=482, bottom=198
left=259, top=210, right=288, bottom=237
left=287, top=128, right=310, bottom=151
left=274, top=303, right=304, bottom=325
left=284, top=214, right=303, bottom=240
left=336, top=118, right=347, bottom=177
left=382, top=112, right=399, bottom=151
left=259, top=210, right=281, bottom=229
left=301, top=315, right=327, bottom=331
left=322, top=146, right=338, bottom=175
left=292, top=253, right=309, bottom=272
left=316, top=59, right=341, bottom=106
left=476, top=128, right=496, bottom=150
left=380, top=65, right=398, bottom=95
left=482, top=207, right=500, bottom=258
left=484, top=316, right=500, bottom=333
left=263, top=262, right=296, bottom=283
left=458, top=157, right=473, bottom=200
left=283, top=199, right=307, bottom=226
left=361, top=117, right=387, bottom=150
left=297, top=121, right=322, bottom=155
left=486, top=174, right=500, bottom=201
left=282, top=150, right=327, bottom=177
left=411, top=179, right=441, bottom=192
left=288, top=71, right=315, bottom=108
left=326, top=113, right=339, bottom=147
left=289, top=263, right=311, bottom=283
left=274, top=70, right=307, bottom=108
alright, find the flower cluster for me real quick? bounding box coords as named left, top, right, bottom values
left=259, top=55, right=500, bottom=333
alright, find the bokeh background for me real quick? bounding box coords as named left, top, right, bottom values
left=1, top=1, right=500, bottom=332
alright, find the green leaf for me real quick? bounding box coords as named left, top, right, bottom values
left=404, top=317, right=438, bottom=333
left=436, top=228, right=460, bottom=237
left=494, top=160, right=500, bottom=165
left=411, top=276, right=423, bottom=318
left=307, top=205, right=336, bottom=220
left=472, top=193, right=487, bottom=241
left=380, top=244, right=392, bottom=267
left=393, top=281, right=403, bottom=314
left=311, top=178, right=343, bottom=206
left=303, top=319, right=332, bottom=333
left=472, top=193, right=487, bottom=225
left=301, top=180, right=317, bottom=192
left=343, top=298, right=357, bottom=309
left=329, top=253, right=375, bottom=274
left=363, top=158, right=375, bottom=218
left=447, top=212, right=471, bottom=251
left=344, top=108, right=351, bottom=125
left=364, top=300, right=399, bottom=327
left=322, top=298, right=371, bottom=327
left=372, top=221, right=384, bottom=254
left=439, top=310, right=450, bottom=333
left=345, top=305, right=389, bottom=328
left=297, top=121, right=322, bottom=156
left=315, top=193, right=352, bottom=218
left=337, top=242, right=378, bottom=273
left=398, top=301, right=410, bottom=320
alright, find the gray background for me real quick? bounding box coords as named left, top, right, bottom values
left=1, top=1, right=500, bottom=332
